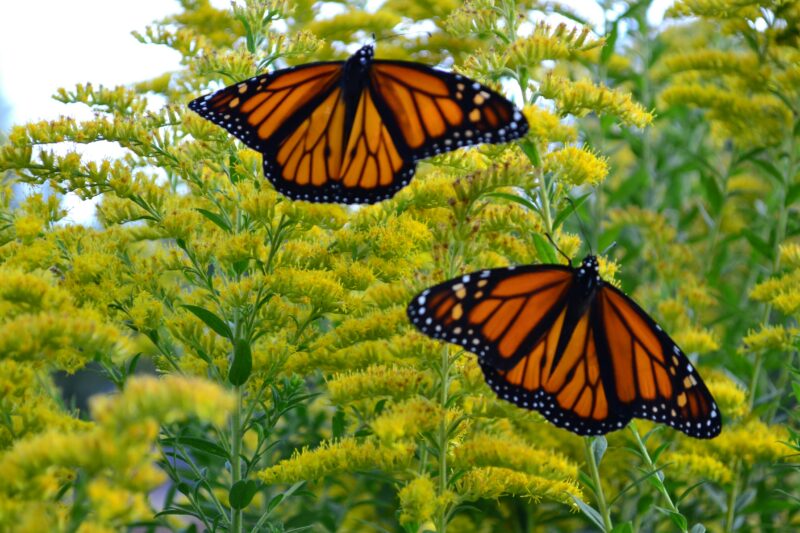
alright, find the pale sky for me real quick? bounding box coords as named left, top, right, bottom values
left=0, top=0, right=673, bottom=223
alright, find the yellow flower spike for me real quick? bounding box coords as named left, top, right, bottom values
left=546, top=146, right=609, bottom=188
left=270, top=267, right=347, bottom=313
left=258, top=438, right=415, bottom=485
left=398, top=476, right=438, bottom=527
left=669, top=0, right=763, bottom=19
left=455, top=466, right=581, bottom=507
left=371, top=398, right=445, bottom=444
left=0, top=311, right=133, bottom=370
left=780, top=243, right=800, bottom=269
left=742, top=324, right=798, bottom=352
left=127, top=292, right=164, bottom=332
left=540, top=75, right=653, bottom=128
left=673, top=327, right=719, bottom=354
left=452, top=434, right=579, bottom=480
left=314, top=307, right=408, bottom=351
left=327, top=365, right=432, bottom=404
left=504, top=22, right=602, bottom=69
left=522, top=105, right=578, bottom=145
left=91, top=375, right=234, bottom=428
left=750, top=270, right=800, bottom=303
left=705, top=374, right=749, bottom=419
left=662, top=451, right=734, bottom=485
left=87, top=479, right=151, bottom=526
left=693, top=419, right=788, bottom=466
left=772, top=291, right=800, bottom=316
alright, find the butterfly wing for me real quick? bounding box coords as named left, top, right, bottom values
left=271, top=82, right=414, bottom=204
left=407, top=266, right=574, bottom=371
left=189, top=62, right=359, bottom=201
left=595, top=285, right=721, bottom=438
left=370, top=62, right=529, bottom=161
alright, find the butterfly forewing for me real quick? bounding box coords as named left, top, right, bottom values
left=370, top=62, right=528, bottom=160
left=188, top=63, right=342, bottom=154
left=407, top=266, right=573, bottom=370
left=408, top=258, right=722, bottom=439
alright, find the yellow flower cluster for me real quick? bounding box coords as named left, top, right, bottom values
left=456, top=466, right=581, bottom=507
left=0, top=375, right=231, bottom=530
left=327, top=365, right=432, bottom=404
left=545, top=146, right=610, bottom=187
left=258, top=438, right=416, bottom=485
left=452, top=434, right=579, bottom=480
left=540, top=75, right=653, bottom=128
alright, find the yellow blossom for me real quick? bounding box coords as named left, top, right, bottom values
left=452, top=434, right=579, bottom=480
left=540, top=75, right=653, bottom=128
left=664, top=452, right=734, bottom=485
left=742, top=324, right=797, bottom=352
left=455, top=466, right=581, bottom=507
left=258, top=438, right=415, bottom=485
left=398, top=476, right=439, bottom=526
left=545, top=146, right=609, bottom=187
left=674, top=327, right=719, bottom=354
left=327, top=365, right=432, bottom=404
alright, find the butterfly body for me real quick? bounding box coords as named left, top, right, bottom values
left=408, top=255, right=721, bottom=438
left=190, top=44, right=528, bottom=204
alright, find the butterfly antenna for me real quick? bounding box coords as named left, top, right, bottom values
left=601, top=240, right=617, bottom=256
left=565, top=196, right=593, bottom=256
left=545, top=232, right=572, bottom=266
left=373, top=30, right=433, bottom=43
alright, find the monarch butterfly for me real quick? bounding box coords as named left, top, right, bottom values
left=189, top=44, right=528, bottom=204
left=407, top=255, right=721, bottom=439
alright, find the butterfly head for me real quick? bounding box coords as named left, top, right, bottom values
left=354, top=44, right=374, bottom=65
left=576, top=255, right=602, bottom=288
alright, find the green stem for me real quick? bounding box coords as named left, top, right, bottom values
left=435, top=344, right=451, bottom=533
left=748, top=128, right=794, bottom=410
left=629, top=423, right=687, bottom=533
left=725, top=461, right=741, bottom=533
left=583, top=437, right=613, bottom=532
left=538, top=171, right=554, bottom=235
left=231, top=385, right=243, bottom=533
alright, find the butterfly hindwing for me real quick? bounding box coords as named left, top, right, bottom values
left=263, top=84, right=416, bottom=203
left=370, top=61, right=528, bottom=160
left=596, top=285, right=721, bottom=438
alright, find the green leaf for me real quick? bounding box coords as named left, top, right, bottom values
left=181, top=305, right=232, bottom=339
left=532, top=233, right=558, bottom=264
left=572, top=496, right=606, bottom=531
left=162, top=436, right=229, bottom=459
left=742, top=229, right=774, bottom=261
left=689, top=524, right=706, bottom=533
left=591, top=436, right=608, bottom=466
left=195, top=208, right=232, bottom=232
left=749, top=158, right=785, bottom=185
left=601, top=23, right=619, bottom=64
left=332, top=409, right=346, bottom=439
left=519, top=138, right=541, bottom=167
left=553, top=192, right=592, bottom=230
left=229, top=339, right=253, bottom=386
left=786, top=183, right=800, bottom=206
left=484, top=191, right=538, bottom=212
left=611, top=522, right=634, bottom=533
left=667, top=510, right=688, bottom=532
left=229, top=479, right=259, bottom=510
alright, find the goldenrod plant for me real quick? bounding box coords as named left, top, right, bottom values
left=0, top=0, right=797, bottom=531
